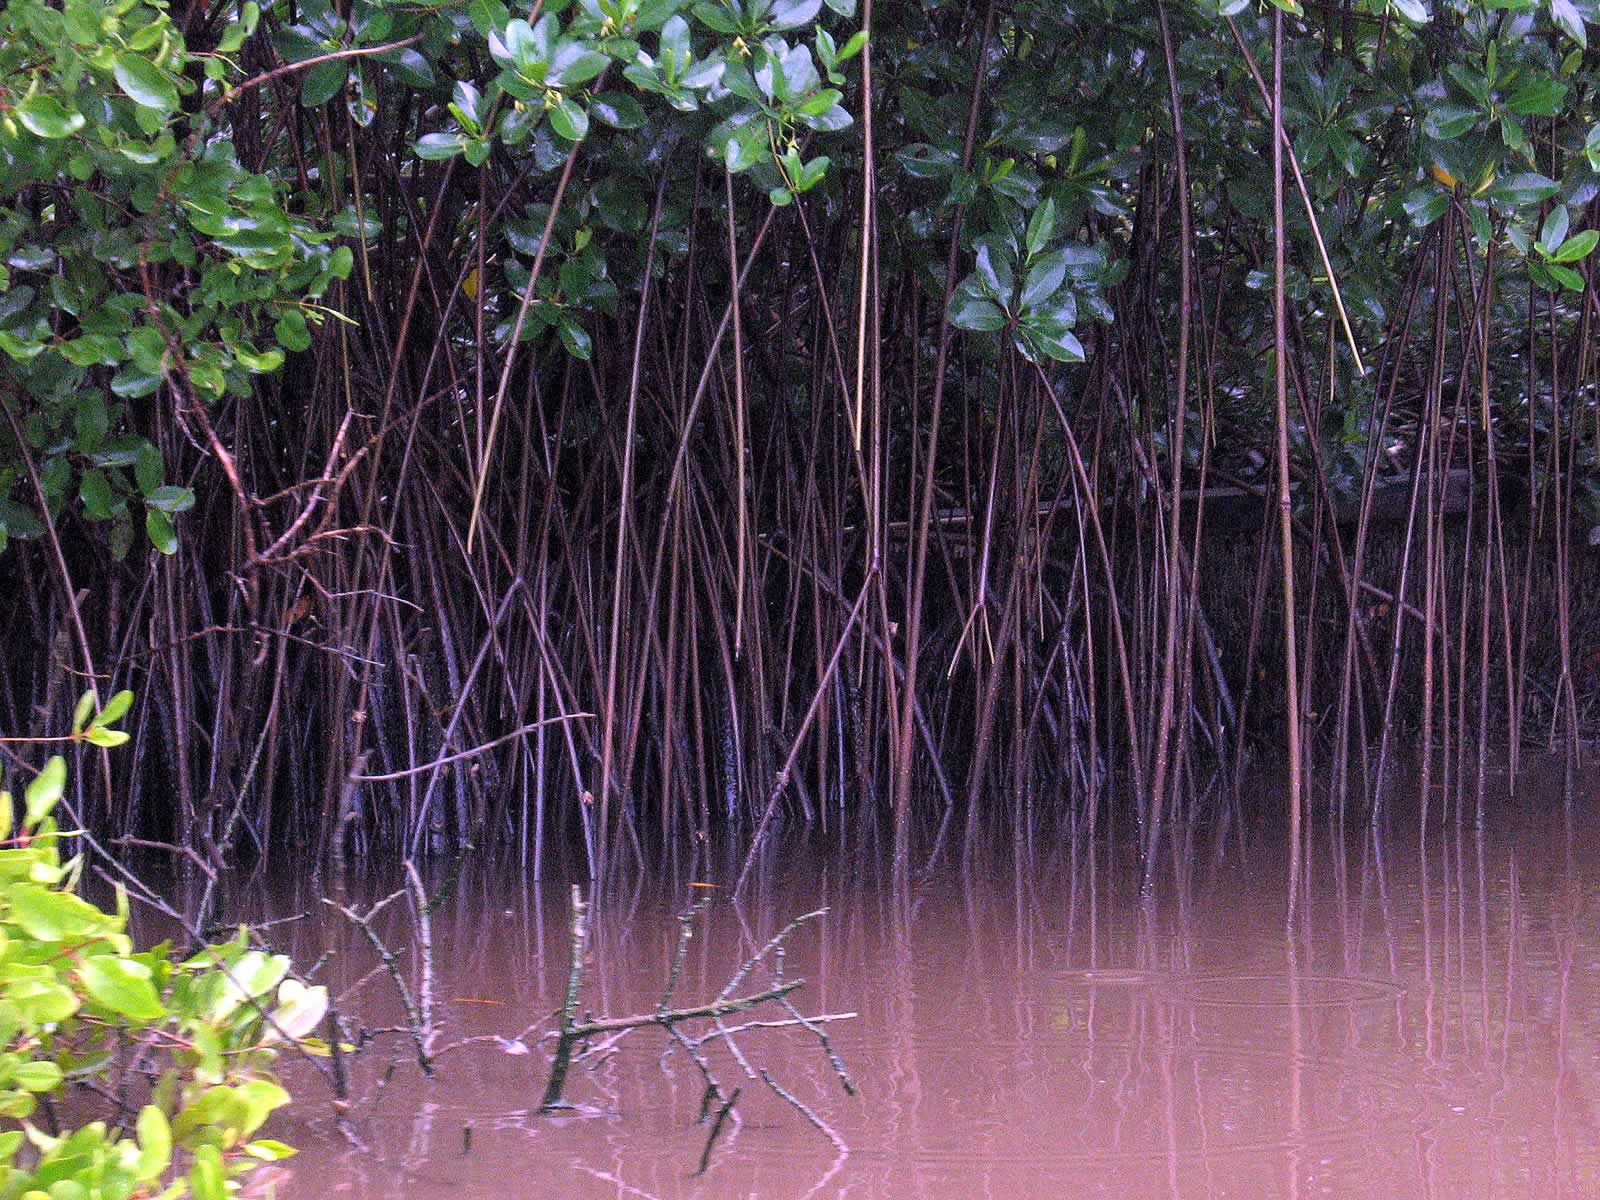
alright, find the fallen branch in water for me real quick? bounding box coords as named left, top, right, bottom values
left=323, top=878, right=433, bottom=1076
left=537, top=886, right=855, bottom=1171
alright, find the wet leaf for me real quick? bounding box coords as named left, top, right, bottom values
left=146, top=509, right=178, bottom=555
left=948, top=296, right=1005, bottom=332
left=114, top=54, right=180, bottom=113
left=16, top=96, right=85, bottom=139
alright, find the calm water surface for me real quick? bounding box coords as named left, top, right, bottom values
left=213, top=766, right=1600, bottom=1198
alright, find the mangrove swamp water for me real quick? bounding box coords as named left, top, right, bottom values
left=186, top=761, right=1600, bottom=1199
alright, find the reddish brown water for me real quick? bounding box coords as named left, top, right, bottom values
left=222, top=769, right=1600, bottom=1198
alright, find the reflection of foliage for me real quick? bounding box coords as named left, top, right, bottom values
left=0, top=695, right=322, bottom=1198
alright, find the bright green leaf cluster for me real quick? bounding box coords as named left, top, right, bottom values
left=0, top=735, right=318, bottom=1198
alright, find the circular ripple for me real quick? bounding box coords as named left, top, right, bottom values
left=1174, top=973, right=1404, bottom=1008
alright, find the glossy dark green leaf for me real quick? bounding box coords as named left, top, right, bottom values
left=301, top=60, right=348, bottom=107
left=1423, top=102, right=1478, bottom=141
left=591, top=93, right=647, bottom=129
left=144, top=485, right=195, bottom=514
left=114, top=54, right=180, bottom=113
left=1548, top=263, right=1586, bottom=291
left=269, top=314, right=310, bottom=358
left=414, top=132, right=467, bottom=160
left=692, top=2, right=739, bottom=34
left=948, top=296, right=1005, bottom=332
left=1507, top=78, right=1567, bottom=116
left=558, top=320, right=593, bottom=359
left=1487, top=173, right=1560, bottom=209
left=770, top=0, right=822, bottom=29
left=548, top=45, right=610, bottom=88
left=79, top=470, right=115, bottom=519
left=1020, top=250, right=1067, bottom=310
left=468, top=0, right=509, bottom=35
left=1402, top=188, right=1449, bottom=227
left=1551, top=0, right=1586, bottom=47
left=1551, top=230, right=1599, bottom=263
left=16, top=96, right=86, bottom=139
left=548, top=97, right=590, bottom=142
left=146, top=508, right=178, bottom=555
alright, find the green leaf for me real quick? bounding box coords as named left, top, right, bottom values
left=548, top=98, right=590, bottom=142
left=948, top=296, right=1005, bottom=332
left=414, top=132, right=467, bottom=160
left=191, top=1145, right=225, bottom=1200
left=974, top=240, right=1013, bottom=300
left=114, top=54, right=181, bottom=114
left=1548, top=263, right=1586, bottom=291
left=79, top=956, right=165, bottom=1021
left=591, top=93, right=647, bottom=129
left=797, top=103, right=850, bottom=132
left=1551, top=230, right=1598, bottom=263
left=274, top=310, right=312, bottom=352
left=1487, top=172, right=1560, bottom=209
left=146, top=509, right=178, bottom=555
left=1423, top=102, right=1478, bottom=141
left=381, top=47, right=434, bottom=88
left=1020, top=250, right=1067, bottom=310
left=468, top=0, right=509, bottom=34
left=264, top=979, right=329, bottom=1041
left=8, top=884, right=104, bottom=942
left=770, top=0, right=822, bottom=29
left=1403, top=188, right=1449, bottom=227
left=547, top=46, right=610, bottom=88
left=16, top=96, right=86, bottom=140
left=144, top=486, right=196, bottom=514
left=0, top=501, right=44, bottom=540
left=137, top=1105, right=172, bottom=1181
left=836, top=29, right=868, bottom=61
left=558, top=320, right=593, bottom=359
left=723, top=123, right=765, bottom=171
left=1539, top=206, right=1569, bottom=257
left=693, top=2, right=739, bottom=33
left=72, top=692, right=96, bottom=736
left=135, top=444, right=165, bottom=495
left=301, top=60, right=348, bottom=107
left=23, top=758, right=65, bottom=826
left=85, top=726, right=131, bottom=748
left=245, top=1139, right=298, bottom=1161
left=80, top=470, right=116, bottom=520
left=1551, top=0, right=1586, bottom=47
left=1025, top=198, right=1056, bottom=260
left=1507, top=78, right=1567, bottom=117
left=11, top=1061, right=62, bottom=1093
left=95, top=690, right=134, bottom=729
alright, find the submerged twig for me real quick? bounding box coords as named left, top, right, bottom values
left=534, top=888, right=855, bottom=1169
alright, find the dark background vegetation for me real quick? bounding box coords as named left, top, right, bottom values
left=1, top=0, right=1598, bottom=889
